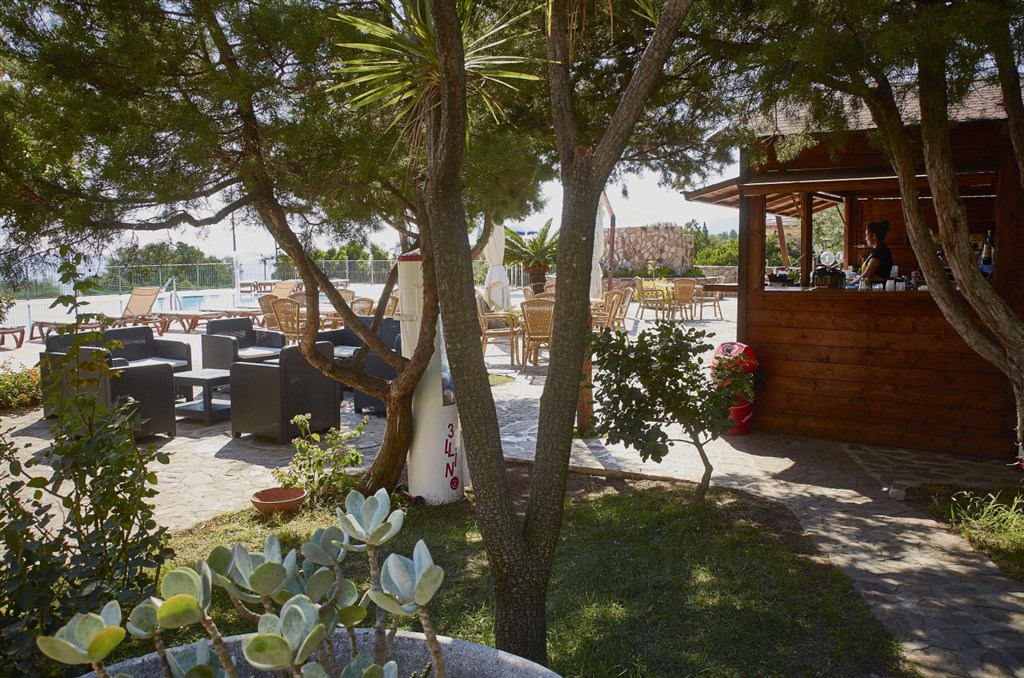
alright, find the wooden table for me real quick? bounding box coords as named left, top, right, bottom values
left=174, top=368, right=231, bottom=426
left=700, top=282, right=739, bottom=295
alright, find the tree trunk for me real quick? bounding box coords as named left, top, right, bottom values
left=358, top=387, right=415, bottom=493
left=491, top=571, right=549, bottom=661
left=526, top=264, right=548, bottom=293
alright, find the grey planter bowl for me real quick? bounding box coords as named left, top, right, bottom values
left=86, top=628, right=561, bottom=678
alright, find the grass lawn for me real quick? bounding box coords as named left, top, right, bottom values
left=119, top=470, right=913, bottom=677
left=908, top=484, right=1024, bottom=582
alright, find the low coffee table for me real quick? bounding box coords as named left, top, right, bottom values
left=174, top=369, right=231, bottom=426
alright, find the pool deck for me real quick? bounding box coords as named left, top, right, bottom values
left=5, top=294, right=1024, bottom=676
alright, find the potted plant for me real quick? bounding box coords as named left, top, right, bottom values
left=505, top=220, right=558, bottom=293
left=38, top=488, right=560, bottom=678
left=253, top=415, right=367, bottom=516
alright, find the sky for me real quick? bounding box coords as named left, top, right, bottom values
left=132, top=165, right=742, bottom=259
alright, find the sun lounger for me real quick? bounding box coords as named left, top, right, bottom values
left=0, top=326, right=25, bottom=348
left=29, top=319, right=105, bottom=341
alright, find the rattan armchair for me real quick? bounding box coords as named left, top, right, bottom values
left=612, top=287, right=634, bottom=331
left=694, top=277, right=724, bottom=319
left=39, top=346, right=176, bottom=438
left=591, top=288, right=624, bottom=331
left=272, top=297, right=303, bottom=344
left=633, top=277, right=670, bottom=319
left=476, top=293, right=520, bottom=367
left=671, top=279, right=697, bottom=320
left=520, top=298, right=555, bottom=367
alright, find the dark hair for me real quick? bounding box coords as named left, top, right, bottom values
left=867, top=220, right=890, bottom=240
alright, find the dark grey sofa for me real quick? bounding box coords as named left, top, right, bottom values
left=229, top=341, right=340, bottom=443
left=317, top=317, right=401, bottom=414
left=41, top=326, right=190, bottom=424
left=202, top=317, right=285, bottom=370
left=38, top=346, right=176, bottom=439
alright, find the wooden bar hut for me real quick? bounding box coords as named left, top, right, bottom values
left=685, top=93, right=1020, bottom=459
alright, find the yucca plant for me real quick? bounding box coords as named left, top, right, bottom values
left=504, top=219, right=558, bottom=292
left=330, top=0, right=539, bottom=157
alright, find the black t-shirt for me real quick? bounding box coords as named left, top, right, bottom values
left=864, top=243, right=893, bottom=281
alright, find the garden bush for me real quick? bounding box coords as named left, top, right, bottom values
left=0, top=252, right=172, bottom=676
left=0, top=361, right=41, bottom=410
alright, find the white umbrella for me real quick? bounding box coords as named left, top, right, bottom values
left=590, top=204, right=606, bottom=299
left=483, top=224, right=511, bottom=310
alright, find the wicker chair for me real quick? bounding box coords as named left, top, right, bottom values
left=613, top=286, right=634, bottom=331
left=272, top=297, right=304, bottom=344
left=535, top=291, right=556, bottom=300
left=521, top=286, right=536, bottom=301
left=476, top=293, right=520, bottom=367
left=633, top=276, right=670, bottom=319
left=351, top=297, right=375, bottom=316
left=257, top=294, right=279, bottom=330
left=520, top=298, right=555, bottom=367
left=288, top=291, right=308, bottom=307
left=229, top=341, right=340, bottom=443
left=337, top=288, right=356, bottom=305
left=591, top=288, right=624, bottom=331
left=671, top=279, right=697, bottom=320
left=201, top=317, right=285, bottom=370
left=543, top=280, right=557, bottom=293
left=381, top=294, right=400, bottom=318
left=694, top=277, right=724, bottom=319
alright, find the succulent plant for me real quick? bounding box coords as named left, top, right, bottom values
left=368, top=541, right=444, bottom=617
left=338, top=488, right=404, bottom=550
left=302, top=525, right=350, bottom=566
left=242, top=595, right=326, bottom=671
left=156, top=564, right=213, bottom=629
left=36, top=600, right=126, bottom=666
left=339, top=652, right=398, bottom=678
left=209, top=535, right=298, bottom=604
left=166, top=641, right=229, bottom=678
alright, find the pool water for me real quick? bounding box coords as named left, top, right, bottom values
left=153, top=292, right=331, bottom=311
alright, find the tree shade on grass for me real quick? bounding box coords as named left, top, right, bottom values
left=125, top=475, right=912, bottom=678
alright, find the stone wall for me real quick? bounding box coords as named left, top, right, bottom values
left=602, top=226, right=694, bottom=275
left=698, top=265, right=738, bottom=283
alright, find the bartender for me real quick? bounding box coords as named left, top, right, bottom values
left=852, top=220, right=893, bottom=286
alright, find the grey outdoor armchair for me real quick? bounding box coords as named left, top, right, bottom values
left=317, top=317, right=400, bottom=414
left=202, top=317, right=285, bottom=370
left=229, top=341, right=340, bottom=443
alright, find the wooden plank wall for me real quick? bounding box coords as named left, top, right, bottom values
left=745, top=290, right=1016, bottom=457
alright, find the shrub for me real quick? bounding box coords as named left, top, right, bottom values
left=679, top=266, right=706, bottom=278
left=0, top=290, right=15, bottom=325
left=0, top=362, right=41, bottom=410
left=0, top=250, right=171, bottom=676
left=652, top=265, right=677, bottom=278
left=274, top=414, right=365, bottom=506
left=592, top=322, right=754, bottom=505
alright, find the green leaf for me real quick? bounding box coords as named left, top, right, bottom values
left=182, top=667, right=216, bottom=678
left=86, top=626, right=126, bottom=661
left=249, top=562, right=287, bottom=597
left=295, top=623, right=326, bottom=664
left=127, top=603, right=158, bottom=637
left=368, top=590, right=410, bottom=617
left=305, top=567, right=336, bottom=603
left=242, top=634, right=293, bottom=671
left=337, top=604, right=367, bottom=628
left=36, top=636, right=89, bottom=665
left=413, top=565, right=444, bottom=606
left=26, top=476, right=47, bottom=488
left=100, top=600, right=121, bottom=627
left=301, top=542, right=332, bottom=567
left=161, top=568, right=201, bottom=600
left=156, top=594, right=204, bottom=629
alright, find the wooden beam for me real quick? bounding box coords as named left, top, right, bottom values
left=775, top=215, right=790, bottom=267
left=801, top=192, right=813, bottom=287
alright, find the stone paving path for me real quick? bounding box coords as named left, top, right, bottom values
left=5, top=297, right=1024, bottom=676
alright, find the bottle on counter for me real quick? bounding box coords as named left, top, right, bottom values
left=981, top=230, right=994, bottom=266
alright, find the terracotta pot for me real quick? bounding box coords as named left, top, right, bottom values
left=250, top=487, right=307, bottom=515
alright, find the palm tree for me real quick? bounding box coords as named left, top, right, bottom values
left=504, top=219, right=558, bottom=292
